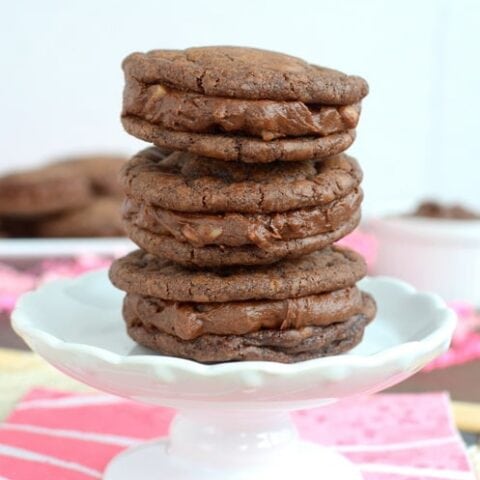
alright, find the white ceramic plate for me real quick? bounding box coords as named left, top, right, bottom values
left=0, top=237, right=135, bottom=258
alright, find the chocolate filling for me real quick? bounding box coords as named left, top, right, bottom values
left=123, top=77, right=361, bottom=140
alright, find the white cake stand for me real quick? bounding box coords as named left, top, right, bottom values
left=11, top=270, right=456, bottom=480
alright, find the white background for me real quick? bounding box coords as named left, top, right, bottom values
left=1, top=0, right=479, bottom=215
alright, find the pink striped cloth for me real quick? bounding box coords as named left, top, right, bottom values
left=0, top=389, right=474, bottom=479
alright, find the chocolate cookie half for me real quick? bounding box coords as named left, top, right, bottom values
left=123, top=46, right=368, bottom=104
left=109, top=246, right=367, bottom=303
left=120, top=148, right=363, bottom=214
left=124, top=293, right=376, bottom=363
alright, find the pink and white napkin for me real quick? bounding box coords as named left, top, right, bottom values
left=0, top=389, right=474, bottom=479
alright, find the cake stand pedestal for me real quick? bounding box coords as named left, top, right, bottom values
left=105, top=410, right=361, bottom=480
left=11, top=270, right=456, bottom=480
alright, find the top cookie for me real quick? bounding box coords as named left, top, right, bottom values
left=123, top=46, right=368, bottom=105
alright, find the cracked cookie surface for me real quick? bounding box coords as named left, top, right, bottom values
left=122, top=46, right=368, bottom=104
left=109, top=245, right=367, bottom=302
left=120, top=147, right=363, bottom=213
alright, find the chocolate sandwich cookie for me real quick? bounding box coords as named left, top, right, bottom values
left=124, top=293, right=376, bottom=363
left=120, top=148, right=363, bottom=213
left=51, top=155, right=127, bottom=197
left=121, top=148, right=362, bottom=265
left=112, top=245, right=374, bottom=363
left=124, top=209, right=360, bottom=267
left=109, top=246, right=367, bottom=303
left=0, top=167, right=91, bottom=217
left=122, top=46, right=367, bottom=161
left=37, top=198, right=124, bottom=237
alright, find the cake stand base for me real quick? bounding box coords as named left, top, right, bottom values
left=12, top=272, right=456, bottom=480
left=103, top=410, right=362, bottom=480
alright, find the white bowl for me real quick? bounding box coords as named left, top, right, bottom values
left=370, top=216, right=480, bottom=305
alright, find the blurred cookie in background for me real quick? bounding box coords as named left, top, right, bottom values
left=37, top=198, right=125, bottom=238
left=0, top=153, right=127, bottom=238
left=0, top=166, right=91, bottom=217
left=412, top=200, right=480, bottom=220
left=50, top=155, right=127, bottom=197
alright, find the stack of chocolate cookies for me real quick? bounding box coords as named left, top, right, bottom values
left=110, top=46, right=376, bottom=363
